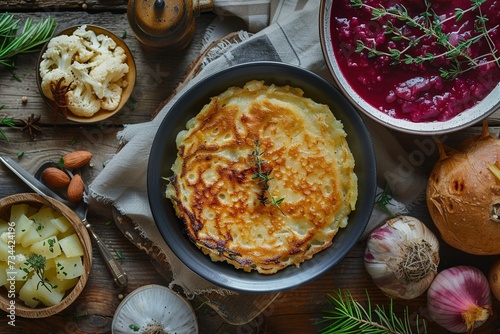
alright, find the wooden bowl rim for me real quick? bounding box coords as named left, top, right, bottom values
left=0, top=193, right=92, bottom=318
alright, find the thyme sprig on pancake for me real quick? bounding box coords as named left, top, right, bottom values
left=350, top=0, right=499, bottom=79
left=251, top=140, right=286, bottom=216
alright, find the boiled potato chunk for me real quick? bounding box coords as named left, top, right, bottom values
left=15, top=214, right=34, bottom=243
left=28, top=206, right=54, bottom=224
left=45, top=267, right=79, bottom=293
left=55, top=256, right=84, bottom=280
left=0, top=239, right=9, bottom=262
left=0, top=262, right=7, bottom=286
left=0, top=220, right=8, bottom=234
left=4, top=280, right=24, bottom=294
left=20, top=218, right=58, bottom=248
left=9, top=203, right=30, bottom=223
left=6, top=254, right=33, bottom=282
left=50, top=216, right=72, bottom=233
left=29, top=236, right=62, bottom=259
left=18, top=277, right=40, bottom=309
left=30, top=274, right=64, bottom=306
left=59, top=234, right=84, bottom=258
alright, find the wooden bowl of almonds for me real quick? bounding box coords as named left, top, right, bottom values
left=0, top=193, right=92, bottom=318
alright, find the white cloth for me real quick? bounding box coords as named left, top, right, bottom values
left=89, top=0, right=426, bottom=298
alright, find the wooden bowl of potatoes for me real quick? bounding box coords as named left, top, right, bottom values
left=0, top=193, right=92, bottom=318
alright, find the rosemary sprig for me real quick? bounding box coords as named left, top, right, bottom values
left=251, top=140, right=286, bottom=215
left=24, top=253, right=56, bottom=292
left=0, top=14, right=56, bottom=68
left=374, top=184, right=394, bottom=216
left=0, top=113, right=16, bottom=141
left=350, top=0, right=499, bottom=79
left=318, top=290, right=427, bottom=334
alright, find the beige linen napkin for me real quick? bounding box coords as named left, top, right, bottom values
left=89, top=0, right=426, bottom=322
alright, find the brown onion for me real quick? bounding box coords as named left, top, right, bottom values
left=426, top=121, right=500, bottom=255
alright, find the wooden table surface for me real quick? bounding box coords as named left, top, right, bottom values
left=0, top=1, right=499, bottom=333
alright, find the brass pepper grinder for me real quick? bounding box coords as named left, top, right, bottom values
left=127, top=0, right=213, bottom=52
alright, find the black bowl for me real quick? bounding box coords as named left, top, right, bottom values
left=147, top=61, right=377, bottom=293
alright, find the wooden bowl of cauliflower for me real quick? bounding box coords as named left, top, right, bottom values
left=37, top=25, right=136, bottom=123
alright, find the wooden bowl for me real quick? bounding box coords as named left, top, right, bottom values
left=0, top=193, right=92, bottom=318
left=36, top=24, right=136, bottom=123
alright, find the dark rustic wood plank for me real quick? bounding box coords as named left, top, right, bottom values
left=0, top=0, right=127, bottom=12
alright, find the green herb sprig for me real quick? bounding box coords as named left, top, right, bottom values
left=129, top=324, right=140, bottom=332
left=349, top=0, right=499, bottom=79
left=0, top=14, right=56, bottom=68
left=318, top=289, right=427, bottom=334
left=251, top=140, right=286, bottom=216
left=24, top=253, right=56, bottom=292
left=374, top=184, right=394, bottom=216
left=0, top=113, right=15, bottom=141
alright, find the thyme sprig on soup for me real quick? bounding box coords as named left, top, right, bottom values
left=331, top=0, right=499, bottom=122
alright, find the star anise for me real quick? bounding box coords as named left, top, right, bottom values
left=20, top=113, right=43, bottom=140
left=50, top=77, right=73, bottom=120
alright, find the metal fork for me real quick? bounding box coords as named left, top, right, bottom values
left=0, top=157, right=128, bottom=288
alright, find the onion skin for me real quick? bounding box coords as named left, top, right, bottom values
left=488, top=257, right=500, bottom=302
left=364, top=216, right=440, bottom=300
left=427, top=266, right=492, bottom=334
left=426, top=121, right=500, bottom=255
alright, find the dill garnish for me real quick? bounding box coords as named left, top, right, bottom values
left=24, top=254, right=56, bottom=292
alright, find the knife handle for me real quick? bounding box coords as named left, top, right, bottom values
left=86, top=222, right=128, bottom=288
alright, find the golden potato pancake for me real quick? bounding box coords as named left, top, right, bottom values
left=165, top=80, right=358, bottom=274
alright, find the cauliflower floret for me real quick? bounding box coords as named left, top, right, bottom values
left=40, top=68, right=74, bottom=101
left=39, top=34, right=91, bottom=78
left=66, top=81, right=101, bottom=117
left=71, top=60, right=126, bottom=111
left=66, top=62, right=102, bottom=117
left=100, top=83, right=123, bottom=111
left=39, top=25, right=130, bottom=118
left=89, top=57, right=129, bottom=97
left=73, top=25, right=119, bottom=65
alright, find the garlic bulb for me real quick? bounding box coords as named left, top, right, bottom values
left=112, top=284, right=198, bottom=334
left=364, top=216, right=440, bottom=299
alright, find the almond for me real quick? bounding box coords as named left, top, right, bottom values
left=62, top=150, right=92, bottom=169
left=67, top=174, right=85, bottom=203
left=41, top=167, right=71, bottom=188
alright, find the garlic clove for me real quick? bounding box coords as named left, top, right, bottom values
left=112, top=284, right=198, bottom=334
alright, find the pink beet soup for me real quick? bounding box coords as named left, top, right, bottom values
left=330, top=0, right=500, bottom=122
